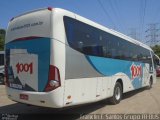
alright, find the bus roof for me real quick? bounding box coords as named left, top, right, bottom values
left=10, top=7, right=50, bottom=21
left=70, top=10, right=152, bottom=51
left=9, top=7, right=152, bottom=51
left=54, top=8, right=152, bottom=51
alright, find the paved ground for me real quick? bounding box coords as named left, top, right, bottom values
left=0, top=78, right=160, bottom=119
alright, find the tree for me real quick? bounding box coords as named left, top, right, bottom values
left=151, top=45, right=160, bottom=58
left=0, top=29, right=5, bottom=51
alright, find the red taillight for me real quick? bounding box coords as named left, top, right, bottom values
left=44, top=65, right=61, bottom=92
left=47, top=7, right=52, bottom=11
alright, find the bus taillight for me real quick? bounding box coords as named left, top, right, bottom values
left=44, top=65, right=61, bottom=92
left=47, top=7, right=53, bottom=11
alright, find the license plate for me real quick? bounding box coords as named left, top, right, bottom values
left=20, top=94, right=28, bottom=100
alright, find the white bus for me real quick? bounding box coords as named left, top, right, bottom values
left=5, top=7, right=156, bottom=108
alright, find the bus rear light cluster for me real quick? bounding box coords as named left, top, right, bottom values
left=49, top=80, right=59, bottom=87
left=44, top=65, right=61, bottom=92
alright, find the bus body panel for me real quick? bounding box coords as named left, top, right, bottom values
left=51, top=8, right=75, bottom=44
left=5, top=9, right=52, bottom=92
left=63, top=45, right=151, bottom=106
left=51, top=9, right=76, bottom=107
left=6, top=9, right=51, bottom=43
left=5, top=38, right=50, bottom=92
left=6, top=86, right=63, bottom=108
left=62, top=13, right=156, bottom=107
left=5, top=8, right=64, bottom=107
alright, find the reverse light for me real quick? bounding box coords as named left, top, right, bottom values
left=49, top=80, right=59, bottom=87
left=44, top=65, right=61, bottom=92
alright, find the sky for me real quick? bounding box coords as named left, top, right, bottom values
left=0, top=0, right=160, bottom=44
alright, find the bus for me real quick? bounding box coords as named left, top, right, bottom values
left=0, top=51, right=4, bottom=84
left=5, top=7, right=157, bottom=108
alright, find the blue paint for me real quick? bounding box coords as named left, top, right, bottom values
left=86, top=55, right=145, bottom=89
left=5, top=38, right=50, bottom=92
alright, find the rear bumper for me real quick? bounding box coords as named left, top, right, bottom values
left=6, top=87, right=63, bottom=108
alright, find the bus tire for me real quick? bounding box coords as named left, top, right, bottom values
left=109, top=82, right=122, bottom=105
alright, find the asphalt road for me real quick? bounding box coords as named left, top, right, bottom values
left=0, top=78, right=160, bottom=120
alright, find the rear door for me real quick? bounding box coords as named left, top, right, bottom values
left=5, top=8, right=52, bottom=92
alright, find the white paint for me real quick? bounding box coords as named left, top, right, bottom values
left=10, top=49, right=38, bottom=91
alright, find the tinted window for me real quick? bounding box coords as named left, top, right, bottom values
left=64, top=16, right=151, bottom=63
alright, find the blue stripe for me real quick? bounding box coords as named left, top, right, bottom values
left=86, top=55, right=145, bottom=89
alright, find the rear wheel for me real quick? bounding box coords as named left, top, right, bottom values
left=109, top=82, right=122, bottom=104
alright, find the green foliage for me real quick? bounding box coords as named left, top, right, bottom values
left=151, top=45, right=160, bottom=58
left=0, top=29, right=5, bottom=51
